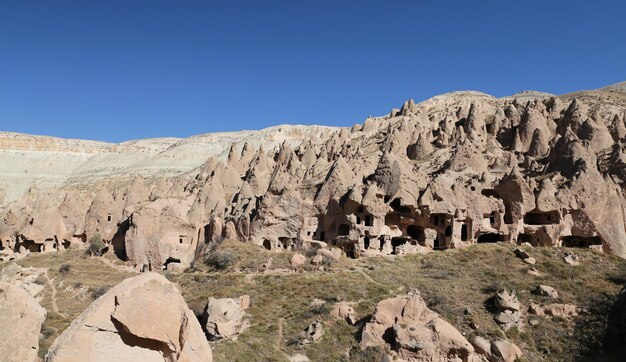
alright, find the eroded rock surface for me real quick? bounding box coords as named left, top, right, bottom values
left=45, top=273, right=212, bottom=362
left=0, top=282, right=47, bottom=362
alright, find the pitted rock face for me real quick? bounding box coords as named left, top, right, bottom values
left=2, top=84, right=626, bottom=268
left=45, top=273, right=212, bottom=362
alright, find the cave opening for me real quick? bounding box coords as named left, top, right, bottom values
left=562, top=236, right=603, bottom=248
left=477, top=233, right=501, bottom=243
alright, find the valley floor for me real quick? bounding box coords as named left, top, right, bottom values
left=8, top=241, right=626, bottom=361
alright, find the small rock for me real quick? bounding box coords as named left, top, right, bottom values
left=491, top=339, right=523, bottom=362
left=470, top=335, right=492, bottom=356
left=529, top=318, right=540, bottom=327
left=463, top=307, right=473, bottom=315
left=290, top=253, right=306, bottom=267
left=523, top=257, right=536, bottom=265
left=563, top=252, right=580, bottom=266
left=527, top=267, right=541, bottom=276
left=311, top=255, right=323, bottom=265
left=534, top=285, right=559, bottom=298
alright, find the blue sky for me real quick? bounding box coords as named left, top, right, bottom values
left=0, top=1, right=624, bottom=143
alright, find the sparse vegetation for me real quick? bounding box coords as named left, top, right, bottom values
left=90, top=286, right=109, bottom=299
left=85, top=234, right=105, bottom=256
left=204, top=249, right=237, bottom=270
left=59, top=263, right=71, bottom=276
left=7, top=242, right=626, bottom=361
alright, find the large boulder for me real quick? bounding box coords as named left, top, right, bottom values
left=202, top=296, right=250, bottom=341
left=361, top=290, right=479, bottom=361
left=46, top=273, right=212, bottom=362
left=0, top=282, right=47, bottom=362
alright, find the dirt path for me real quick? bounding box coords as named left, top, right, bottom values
left=44, top=270, right=67, bottom=318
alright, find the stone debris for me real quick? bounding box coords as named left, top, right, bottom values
left=45, top=273, right=212, bottom=362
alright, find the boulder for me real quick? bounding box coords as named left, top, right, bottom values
left=361, top=290, right=478, bottom=361
left=0, top=282, right=47, bottom=362
left=290, top=253, right=306, bottom=267
left=331, top=301, right=356, bottom=325
left=45, top=273, right=212, bottom=362
left=299, top=320, right=324, bottom=345
left=203, top=296, right=250, bottom=341
left=491, top=339, right=523, bottom=362
left=493, top=289, right=523, bottom=331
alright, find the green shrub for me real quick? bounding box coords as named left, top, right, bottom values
left=86, top=234, right=105, bottom=256
left=204, top=250, right=237, bottom=270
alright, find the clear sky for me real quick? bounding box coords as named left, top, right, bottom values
left=0, top=1, right=624, bottom=143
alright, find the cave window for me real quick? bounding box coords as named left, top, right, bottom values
left=524, top=211, right=559, bottom=225
left=107, top=215, right=112, bottom=222
left=461, top=224, right=468, bottom=241
left=365, top=215, right=374, bottom=227
left=262, top=239, right=272, bottom=250
left=356, top=216, right=362, bottom=225
left=319, top=231, right=325, bottom=241
left=407, top=225, right=426, bottom=243
left=445, top=225, right=452, bottom=237
left=364, top=236, right=370, bottom=250
left=179, top=238, right=183, bottom=244
left=338, top=224, right=350, bottom=236
left=489, top=212, right=496, bottom=225
left=307, top=231, right=311, bottom=236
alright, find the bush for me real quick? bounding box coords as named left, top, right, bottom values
left=86, top=234, right=105, bottom=256
left=59, top=264, right=71, bottom=276
left=204, top=250, right=237, bottom=270
left=91, top=286, right=110, bottom=299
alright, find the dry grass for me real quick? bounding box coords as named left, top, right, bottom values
left=5, top=241, right=626, bottom=361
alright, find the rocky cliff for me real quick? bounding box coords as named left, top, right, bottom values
left=2, top=83, right=626, bottom=271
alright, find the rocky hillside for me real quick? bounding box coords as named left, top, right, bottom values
left=0, top=125, right=338, bottom=205
left=2, top=82, right=626, bottom=269
left=1, top=81, right=626, bottom=361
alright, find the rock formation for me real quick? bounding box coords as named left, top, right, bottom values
left=2, top=84, right=626, bottom=269
left=0, top=282, right=47, bottom=362
left=45, top=273, right=212, bottom=362
left=361, top=290, right=480, bottom=361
